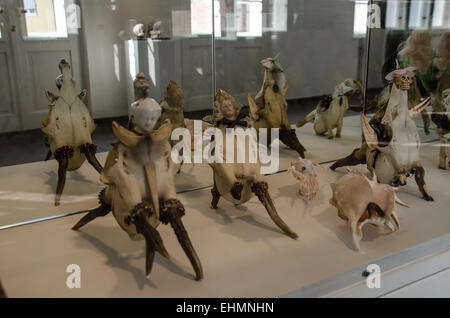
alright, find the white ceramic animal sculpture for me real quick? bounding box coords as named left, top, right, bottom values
left=288, top=158, right=319, bottom=200
left=42, top=59, right=103, bottom=206
left=296, top=79, right=364, bottom=139
left=210, top=89, right=298, bottom=239
left=72, top=101, right=203, bottom=280
left=330, top=171, right=407, bottom=251
left=431, top=88, right=450, bottom=169
left=331, top=67, right=433, bottom=201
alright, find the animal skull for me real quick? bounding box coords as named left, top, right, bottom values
left=209, top=89, right=299, bottom=239
left=72, top=118, right=203, bottom=280
left=288, top=158, right=319, bottom=200
left=42, top=59, right=103, bottom=206
left=330, top=172, right=406, bottom=251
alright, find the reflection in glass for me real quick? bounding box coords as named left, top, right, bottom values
left=24, top=0, right=67, bottom=38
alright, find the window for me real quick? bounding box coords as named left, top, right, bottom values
left=236, top=0, right=262, bottom=37
left=24, top=0, right=38, bottom=16
left=385, top=0, right=408, bottom=29
left=353, top=0, right=368, bottom=37
left=408, top=0, right=431, bottom=29
left=432, top=0, right=450, bottom=29
left=24, top=0, right=67, bottom=38
left=191, top=0, right=221, bottom=37
left=264, top=0, right=288, bottom=32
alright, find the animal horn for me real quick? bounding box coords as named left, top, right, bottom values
left=252, top=181, right=299, bottom=239
left=247, top=93, right=260, bottom=121
left=361, top=114, right=379, bottom=150
left=112, top=121, right=142, bottom=148
left=131, top=205, right=170, bottom=276
left=391, top=211, right=400, bottom=230
left=394, top=194, right=409, bottom=208
left=161, top=200, right=204, bottom=281
left=410, top=96, right=431, bottom=119
left=151, top=119, right=173, bottom=143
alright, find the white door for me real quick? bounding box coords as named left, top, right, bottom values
left=0, top=0, right=83, bottom=132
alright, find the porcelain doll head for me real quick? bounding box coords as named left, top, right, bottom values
left=215, top=89, right=242, bottom=121
left=130, top=98, right=162, bottom=134
left=385, top=67, right=417, bottom=91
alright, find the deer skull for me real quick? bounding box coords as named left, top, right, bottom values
left=42, top=59, right=103, bottom=206
left=209, top=90, right=299, bottom=240
left=72, top=101, right=203, bottom=280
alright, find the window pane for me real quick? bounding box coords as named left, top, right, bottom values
left=24, top=0, right=67, bottom=38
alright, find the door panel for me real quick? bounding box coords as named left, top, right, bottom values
left=0, top=0, right=83, bottom=132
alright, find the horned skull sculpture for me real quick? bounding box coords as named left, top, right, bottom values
left=431, top=88, right=450, bottom=169
left=331, top=67, right=434, bottom=201
left=72, top=98, right=203, bottom=280
left=330, top=171, right=407, bottom=251
left=296, top=79, right=364, bottom=139
left=251, top=56, right=307, bottom=158
left=42, top=59, right=103, bottom=206
left=209, top=89, right=298, bottom=239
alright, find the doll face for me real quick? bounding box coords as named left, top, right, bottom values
left=220, top=98, right=237, bottom=120
left=130, top=99, right=162, bottom=134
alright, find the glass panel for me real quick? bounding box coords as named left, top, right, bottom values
left=367, top=0, right=450, bottom=145
left=23, top=0, right=68, bottom=38
left=214, top=0, right=369, bottom=171
left=0, top=0, right=214, bottom=227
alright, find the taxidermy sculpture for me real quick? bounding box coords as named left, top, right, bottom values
left=42, top=59, right=103, bottom=206
left=431, top=88, right=450, bottom=169
left=287, top=158, right=319, bottom=201
left=251, top=56, right=306, bottom=158
left=296, top=79, right=365, bottom=139
left=329, top=171, right=407, bottom=251
left=72, top=100, right=203, bottom=280
left=330, top=67, right=434, bottom=201
left=209, top=89, right=298, bottom=239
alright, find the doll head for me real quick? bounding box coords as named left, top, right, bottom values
left=214, top=89, right=242, bottom=121
left=130, top=98, right=162, bottom=134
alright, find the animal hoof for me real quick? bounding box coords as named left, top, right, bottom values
left=231, top=182, right=244, bottom=201
left=335, top=134, right=341, bottom=138
left=424, top=195, right=434, bottom=202
left=328, top=135, right=334, bottom=140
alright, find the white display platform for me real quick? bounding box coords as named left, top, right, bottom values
left=0, top=138, right=448, bottom=297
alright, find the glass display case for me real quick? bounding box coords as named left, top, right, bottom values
left=0, top=0, right=449, bottom=298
